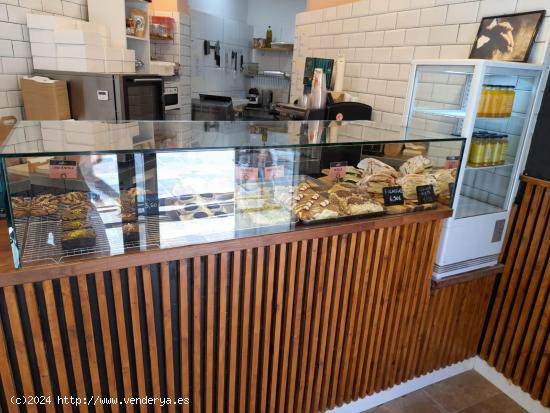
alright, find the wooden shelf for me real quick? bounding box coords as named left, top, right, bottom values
left=126, top=35, right=148, bottom=42
left=253, top=46, right=293, bottom=52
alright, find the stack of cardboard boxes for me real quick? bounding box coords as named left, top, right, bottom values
left=27, top=14, right=136, bottom=73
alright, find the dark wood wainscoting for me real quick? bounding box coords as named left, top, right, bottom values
left=480, top=176, right=550, bottom=407
left=0, top=212, right=496, bottom=413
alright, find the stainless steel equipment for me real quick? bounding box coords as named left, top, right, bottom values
left=164, top=80, right=179, bottom=111
left=35, top=71, right=165, bottom=120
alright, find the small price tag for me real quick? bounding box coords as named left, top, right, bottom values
left=49, top=160, right=77, bottom=179
left=265, top=165, right=285, bottom=180
left=329, top=162, right=348, bottom=180
left=236, top=167, right=259, bottom=182
left=383, top=186, right=405, bottom=206
left=416, top=184, right=437, bottom=204
left=141, top=193, right=160, bottom=216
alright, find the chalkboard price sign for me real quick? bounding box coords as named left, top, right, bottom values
left=383, top=186, right=405, bottom=206
left=416, top=185, right=437, bottom=204
left=141, top=193, right=160, bottom=216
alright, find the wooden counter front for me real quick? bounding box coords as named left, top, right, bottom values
left=0, top=208, right=497, bottom=413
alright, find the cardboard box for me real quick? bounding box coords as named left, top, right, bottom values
left=105, top=60, right=123, bottom=73
left=32, top=57, right=57, bottom=70
left=30, top=43, right=57, bottom=57
left=57, top=44, right=104, bottom=59
left=29, top=29, right=55, bottom=44
left=20, top=78, right=71, bottom=120
left=57, top=57, right=104, bottom=72
left=54, top=30, right=102, bottom=45
left=27, top=14, right=75, bottom=30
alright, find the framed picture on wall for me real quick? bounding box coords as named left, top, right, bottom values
left=469, top=10, right=546, bottom=62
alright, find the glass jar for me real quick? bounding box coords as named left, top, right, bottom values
left=484, top=136, right=497, bottom=166
left=491, top=137, right=503, bottom=166
left=500, top=135, right=509, bottom=164
left=503, top=86, right=515, bottom=117
left=468, top=135, right=486, bottom=167
left=478, top=85, right=490, bottom=117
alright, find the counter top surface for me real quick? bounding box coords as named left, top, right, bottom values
left=0, top=207, right=452, bottom=287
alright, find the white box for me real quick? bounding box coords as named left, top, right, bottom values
left=123, top=61, right=135, bottom=73
left=64, top=120, right=108, bottom=133
left=104, top=47, right=123, bottom=61
left=57, top=44, right=104, bottom=60
left=32, top=56, right=57, bottom=70
left=29, top=29, right=55, bottom=44
left=75, top=20, right=110, bottom=38
left=30, top=43, right=57, bottom=57
left=57, top=57, right=104, bottom=72
left=27, top=14, right=75, bottom=30
left=54, top=30, right=103, bottom=46
left=105, top=60, right=123, bottom=73
left=122, top=49, right=135, bottom=62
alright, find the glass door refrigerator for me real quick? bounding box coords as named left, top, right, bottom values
left=402, top=59, right=546, bottom=279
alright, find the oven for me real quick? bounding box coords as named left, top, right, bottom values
left=164, top=81, right=180, bottom=111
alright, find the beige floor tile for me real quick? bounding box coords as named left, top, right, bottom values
left=457, top=393, right=527, bottom=413
left=364, top=390, right=446, bottom=413
left=422, top=371, right=501, bottom=412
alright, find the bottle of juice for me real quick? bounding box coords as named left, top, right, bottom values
left=491, top=136, right=502, bottom=166
left=500, top=135, right=509, bottom=164
left=503, top=86, right=515, bottom=117
left=484, top=136, right=496, bottom=166
left=468, top=134, right=485, bottom=167
left=478, top=85, right=489, bottom=117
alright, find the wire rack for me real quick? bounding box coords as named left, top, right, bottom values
left=16, top=207, right=165, bottom=267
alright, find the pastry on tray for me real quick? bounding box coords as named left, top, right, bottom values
left=62, top=220, right=92, bottom=231
left=357, top=172, right=397, bottom=194
left=11, top=197, right=30, bottom=218
left=344, top=197, right=384, bottom=215
left=399, top=155, right=433, bottom=175
left=357, top=158, right=399, bottom=178
left=121, top=211, right=137, bottom=223
left=30, top=194, right=59, bottom=216
left=61, top=228, right=96, bottom=250
left=396, top=174, right=437, bottom=200
left=430, top=169, right=457, bottom=196
left=60, top=191, right=89, bottom=205
left=122, top=223, right=140, bottom=243
left=61, top=205, right=91, bottom=221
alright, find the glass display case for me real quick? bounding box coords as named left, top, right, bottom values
left=403, top=59, right=545, bottom=277
left=0, top=120, right=465, bottom=269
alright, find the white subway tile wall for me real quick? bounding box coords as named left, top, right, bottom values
left=0, top=0, right=87, bottom=120
left=292, top=0, right=550, bottom=125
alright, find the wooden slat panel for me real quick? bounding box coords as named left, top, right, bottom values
left=22, top=283, right=55, bottom=413
left=0, top=211, right=500, bottom=413
left=0, top=304, right=17, bottom=405
left=161, top=262, right=176, bottom=412
left=95, top=273, right=119, bottom=411
left=481, top=178, right=550, bottom=407
left=127, top=267, right=148, bottom=405
left=249, top=248, right=264, bottom=413
left=59, top=278, right=87, bottom=399
left=217, top=253, right=228, bottom=413
left=110, top=271, right=134, bottom=403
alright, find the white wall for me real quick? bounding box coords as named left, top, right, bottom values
left=0, top=0, right=88, bottom=120
left=248, top=0, right=307, bottom=44
left=292, top=0, right=550, bottom=125
left=189, top=0, right=248, bottom=23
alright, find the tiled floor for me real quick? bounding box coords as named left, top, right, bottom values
left=364, top=371, right=526, bottom=413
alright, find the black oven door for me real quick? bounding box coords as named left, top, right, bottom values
left=120, top=75, right=165, bottom=120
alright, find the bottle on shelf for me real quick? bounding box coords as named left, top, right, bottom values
left=500, top=135, right=509, bottom=164
left=468, top=133, right=486, bottom=167
left=266, top=26, right=273, bottom=48
left=491, top=136, right=503, bottom=166
left=477, top=85, right=489, bottom=117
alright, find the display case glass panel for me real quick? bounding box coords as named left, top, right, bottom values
left=1, top=121, right=465, bottom=268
